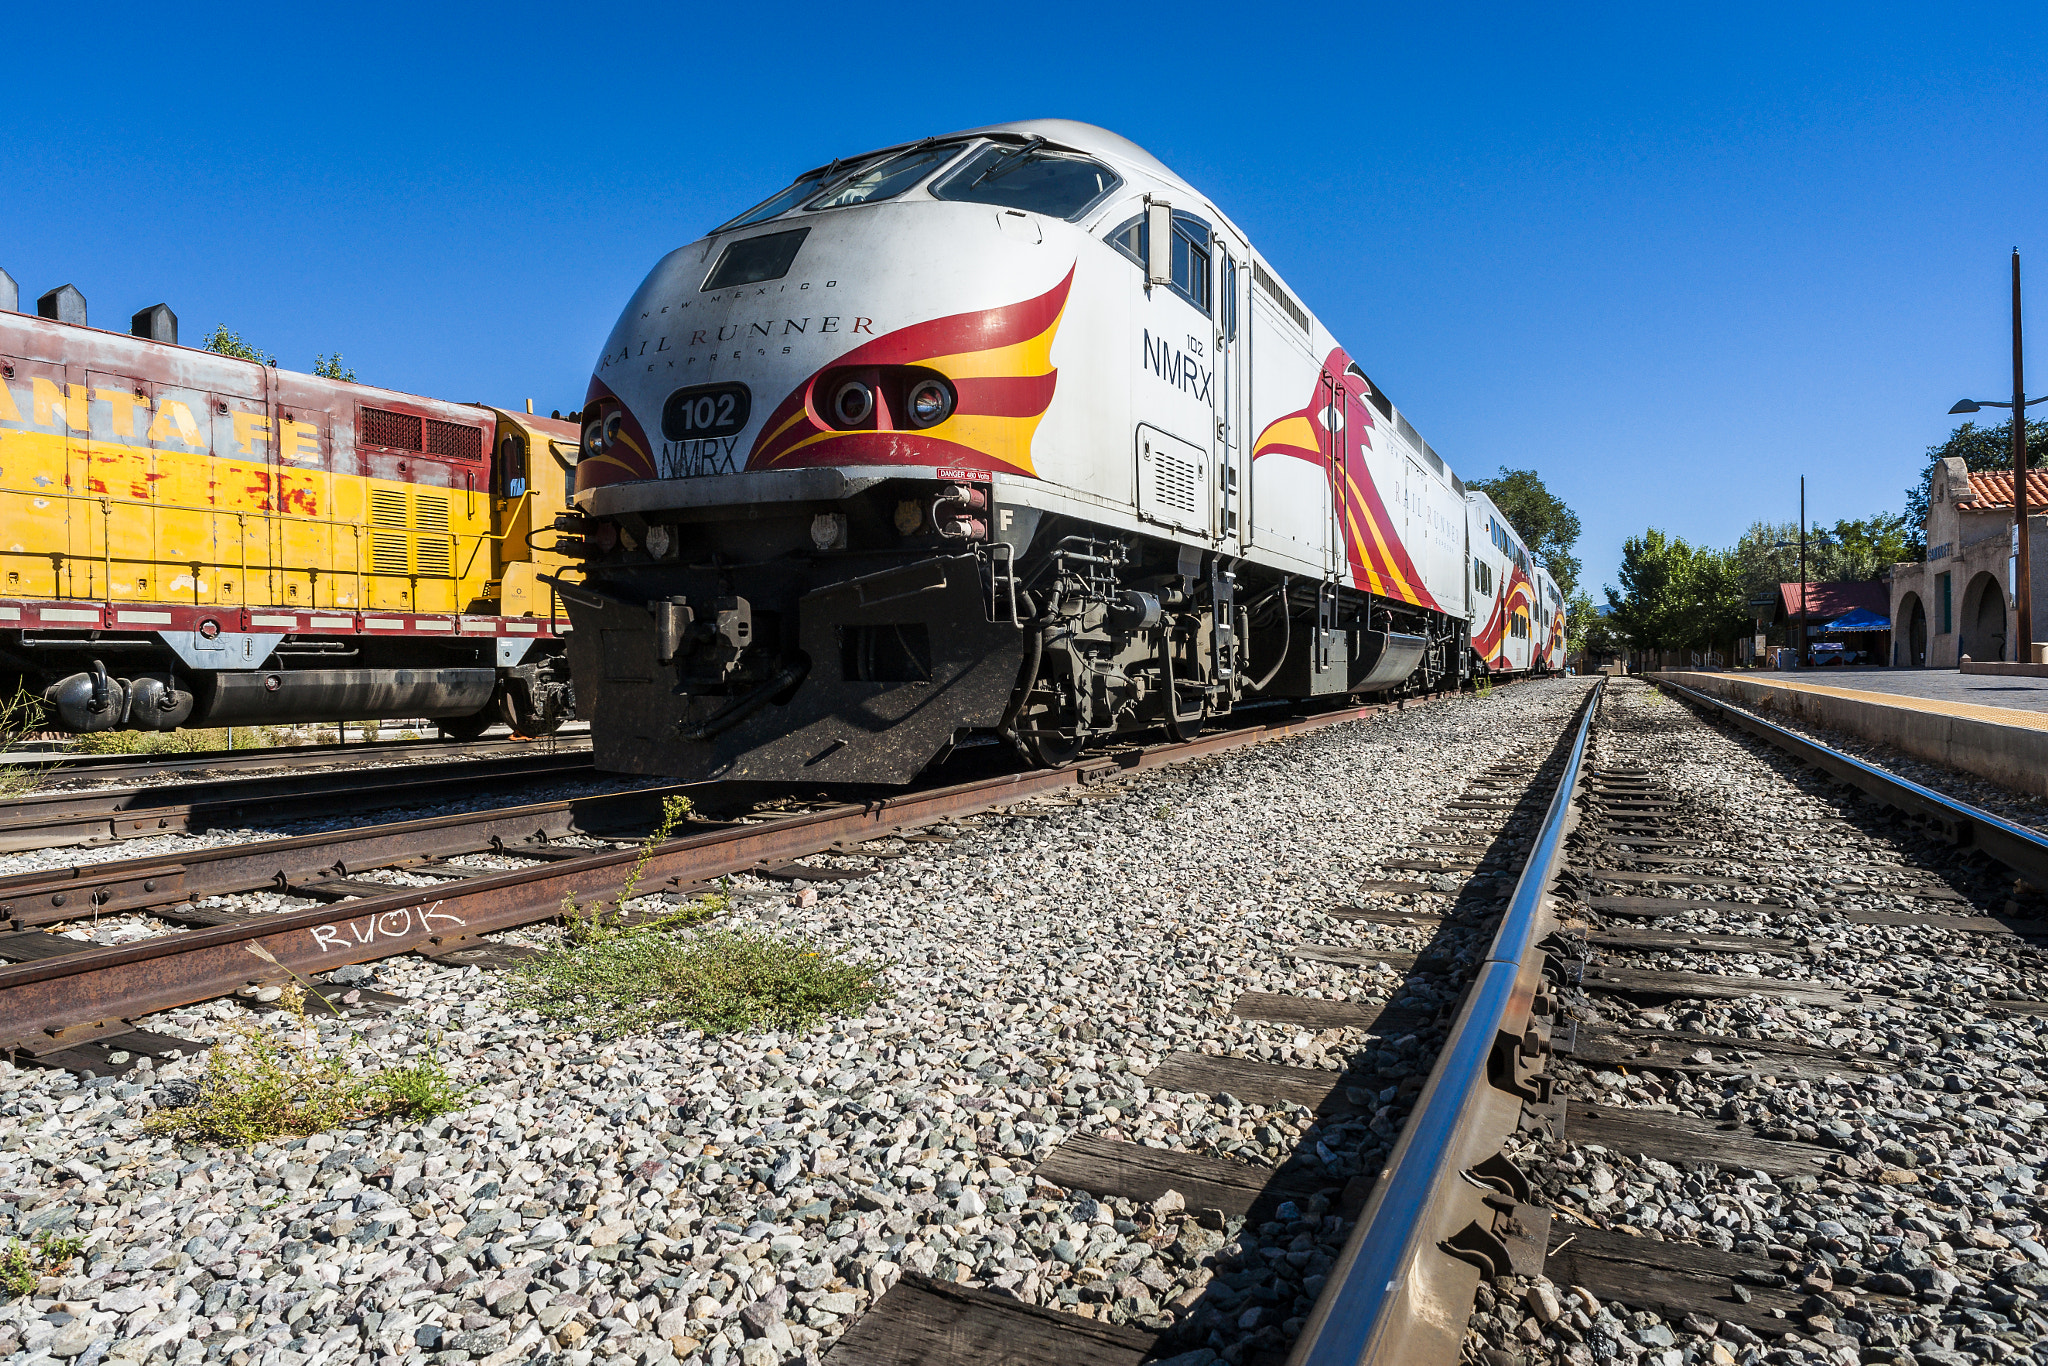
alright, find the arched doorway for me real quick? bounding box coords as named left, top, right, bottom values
left=1960, top=572, right=2008, bottom=663
left=1898, top=593, right=1927, bottom=667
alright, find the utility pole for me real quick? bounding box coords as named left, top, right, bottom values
left=2014, top=250, right=2034, bottom=661
left=1798, top=476, right=1807, bottom=666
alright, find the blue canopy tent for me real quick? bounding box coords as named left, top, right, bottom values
left=1815, top=608, right=1890, bottom=635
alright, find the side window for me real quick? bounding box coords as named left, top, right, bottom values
left=1172, top=217, right=1211, bottom=314
left=1103, top=209, right=1215, bottom=315
left=496, top=432, right=529, bottom=498
left=1223, top=255, right=1238, bottom=339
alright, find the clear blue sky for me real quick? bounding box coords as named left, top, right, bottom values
left=7, top=1, right=2044, bottom=600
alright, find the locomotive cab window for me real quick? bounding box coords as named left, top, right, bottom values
left=714, top=163, right=859, bottom=232
left=1105, top=209, right=1215, bottom=315
left=807, top=142, right=967, bottom=210
left=931, top=144, right=1122, bottom=221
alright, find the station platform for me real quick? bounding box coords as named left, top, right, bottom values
left=1649, top=668, right=2048, bottom=800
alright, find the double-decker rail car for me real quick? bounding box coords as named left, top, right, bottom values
left=556, top=120, right=1563, bottom=783
left=0, top=296, right=580, bottom=737
left=1468, top=490, right=1564, bottom=677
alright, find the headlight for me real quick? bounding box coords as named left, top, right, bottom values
left=582, top=416, right=607, bottom=458
left=831, top=379, right=874, bottom=427
left=905, top=377, right=954, bottom=428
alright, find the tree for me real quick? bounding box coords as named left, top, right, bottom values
left=202, top=325, right=275, bottom=366
left=1903, top=419, right=2048, bottom=554
left=1825, top=513, right=1912, bottom=581
left=1605, top=529, right=1697, bottom=656
left=1467, top=466, right=1583, bottom=597
left=314, top=354, right=357, bottom=382
left=1566, top=589, right=1613, bottom=659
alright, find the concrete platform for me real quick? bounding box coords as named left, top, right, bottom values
left=1651, top=669, right=2048, bottom=799
left=1725, top=666, right=2048, bottom=713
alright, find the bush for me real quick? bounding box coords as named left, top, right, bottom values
left=66, top=725, right=283, bottom=756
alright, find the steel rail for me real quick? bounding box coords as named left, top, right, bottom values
left=0, top=784, right=693, bottom=928
left=0, top=750, right=601, bottom=852
left=1289, top=678, right=1602, bottom=1366
left=0, top=727, right=589, bottom=783
left=0, top=693, right=1457, bottom=1060
left=1653, top=677, right=2048, bottom=890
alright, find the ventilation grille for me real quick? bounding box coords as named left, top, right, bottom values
left=1422, top=443, right=1445, bottom=475
left=1396, top=412, right=1423, bottom=449
left=414, top=493, right=452, bottom=576
left=414, top=492, right=450, bottom=534
left=1253, top=262, right=1310, bottom=333
left=369, top=489, right=408, bottom=528
left=371, top=532, right=410, bottom=577
left=1148, top=446, right=1201, bottom=516
left=361, top=407, right=422, bottom=451
left=425, top=418, right=482, bottom=462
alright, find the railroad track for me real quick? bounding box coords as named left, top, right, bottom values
left=0, top=724, right=590, bottom=788
left=3, top=676, right=1614, bottom=1365
left=0, top=748, right=613, bottom=852
left=1274, top=675, right=2048, bottom=1366
left=0, top=690, right=1492, bottom=1078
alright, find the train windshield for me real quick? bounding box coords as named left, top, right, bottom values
left=932, top=145, right=1122, bottom=221
left=807, top=143, right=967, bottom=210
left=715, top=163, right=863, bottom=232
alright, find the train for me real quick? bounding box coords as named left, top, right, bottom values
left=557, top=120, right=1564, bottom=784
left=0, top=284, right=580, bottom=738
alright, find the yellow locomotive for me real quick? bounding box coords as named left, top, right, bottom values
left=0, top=282, right=580, bottom=737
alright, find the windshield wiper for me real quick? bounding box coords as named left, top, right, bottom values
left=972, top=135, right=1045, bottom=187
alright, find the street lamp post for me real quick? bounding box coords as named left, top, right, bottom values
left=1950, top=249, right=2048, bottom=662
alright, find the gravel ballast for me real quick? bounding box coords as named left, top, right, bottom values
left=0, top=680, right=1594, bottom=1366
left=1479, top=678, right=2048, bottom=1366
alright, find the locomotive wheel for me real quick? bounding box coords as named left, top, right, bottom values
left=509, top=714, right=565, bottom=739
left=1018, top=690, right=1088, bottom=767
left=435, top=709, right=494, bottom=741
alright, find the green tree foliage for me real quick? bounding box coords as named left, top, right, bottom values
left=1467, top=466, right=1583, bottom=596
left=313, top=354, right=356, bottom=382
left=1721, top=515, right=1908, bottom=608
left=1605, top=529, right=1695, bottom=655
left=201, top=325, right=275, bottom=366
left=1904, top=419, right=2048, bottom=551
left=1603, top=532, right=1752, bottom=658
left=1566, top=589, right=1613, bottom=658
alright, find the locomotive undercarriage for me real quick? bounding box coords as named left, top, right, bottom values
left=560, top=479, right=1470, bottom=785
left=0, top=634, right=573, bottom=739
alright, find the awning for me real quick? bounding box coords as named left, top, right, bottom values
left=1815, top=608, right=1890, bottom=634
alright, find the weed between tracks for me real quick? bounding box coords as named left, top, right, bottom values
left=0, top=686, right=49, bottom=799
left=0, top=1232, right=83, bottom=1296
left=513, top=794, right=891, bottom=1038
left=146, top=985, right=471, bottom=1146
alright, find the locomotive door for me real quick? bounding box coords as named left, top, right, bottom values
left=1213, top=231, right=1248, bottom=548
left=1319, top=371, right=1343, bottom=581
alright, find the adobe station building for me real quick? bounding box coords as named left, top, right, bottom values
left=1889, top=459, right=2048, bottom=667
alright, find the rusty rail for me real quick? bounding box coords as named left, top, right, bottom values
left=0, top=692, right=1475, bottom=1059
left=0, top=749, right=600, bottom=852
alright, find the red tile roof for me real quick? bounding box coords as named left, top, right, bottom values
left=1777, top=580, right=1889, bottom=622
left=1960, top=469, right=2048, bottom=511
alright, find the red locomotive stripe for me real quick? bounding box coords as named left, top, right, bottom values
left=749, top=268, right=1074, bottom=473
